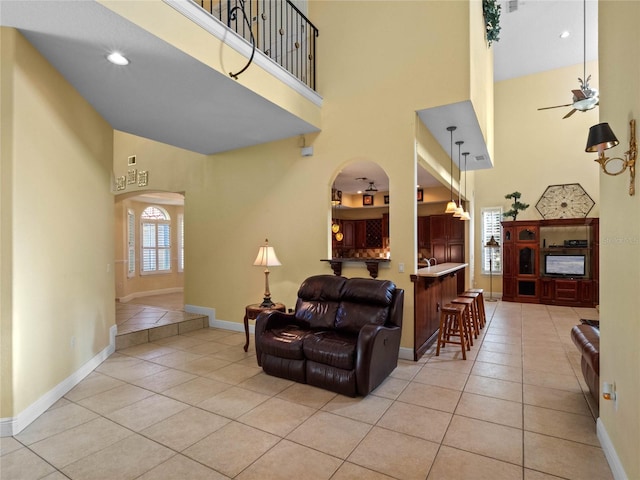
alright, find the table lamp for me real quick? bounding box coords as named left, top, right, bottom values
left=253, top=238, right=281, bottom=307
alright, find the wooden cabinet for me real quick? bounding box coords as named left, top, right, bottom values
left=417, top=216, right=430, bottom=249
left=430, top=214, right=465, bottom=293
left=337, top=218, right=383, bottom=250
left=502, top=218, right=598, bottom=307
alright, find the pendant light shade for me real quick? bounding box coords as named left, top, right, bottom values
left=445, top=126, right=457, bottom=214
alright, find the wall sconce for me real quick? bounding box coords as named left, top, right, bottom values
left=585, top=119, right=637, bottom=196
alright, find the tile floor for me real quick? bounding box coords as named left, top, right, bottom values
left=1, top=301, right=613, bottom=480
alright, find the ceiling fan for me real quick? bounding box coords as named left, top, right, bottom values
left=537, top=0, right=598, bottom=119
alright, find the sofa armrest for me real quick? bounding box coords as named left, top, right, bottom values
left=571, top=324, right=600, bottom=375
left=254, top=311, right=308, bottom=365
left=355, top=323, right=401, bottom=395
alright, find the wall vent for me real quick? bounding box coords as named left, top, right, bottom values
left=475, top=155, right=486, bottom=162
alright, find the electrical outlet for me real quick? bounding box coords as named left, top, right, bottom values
left=70, top=336, right=75, bottom=349
left=398, top=263, right=405, bottom=273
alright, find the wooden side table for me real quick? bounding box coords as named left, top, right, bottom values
left=243, top=302, right=286, bottom=352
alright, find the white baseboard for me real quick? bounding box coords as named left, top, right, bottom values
left=184, top=304, right=215, bottom=327
left=117, top=287, right=183, bottom=303
left=0, top=325, right=117, bottom=437
left=597, top=418, right=628, bottom=480
left=398, top=347, right=414, bottom=361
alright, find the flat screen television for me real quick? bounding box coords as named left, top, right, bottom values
left=545, top=254, right=586, bottom=277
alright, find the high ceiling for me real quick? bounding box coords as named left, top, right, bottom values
left=1, top=0, right=598, bottom=196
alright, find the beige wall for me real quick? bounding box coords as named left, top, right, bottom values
left=473, top=61, right=600, bottom=293
left=598, top=2, right=640, bottom=478
left=114, top=197, right=184, bottom=300
left=0, top=28, right=115, bottom=417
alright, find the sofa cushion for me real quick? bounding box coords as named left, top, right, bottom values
left=260, top=325, right=309, bottom=360
left=571, top=324, right=599, bottom=375
left=306, top=361, right=357, bottom=397
left=334, top=278, right=395, bottom=333
left=295, top=275, right=346, bottom=328
left=303, top=330, right=357, bottom=370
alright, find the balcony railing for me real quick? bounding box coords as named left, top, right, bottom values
left=193, top=0, right=319, bottom=90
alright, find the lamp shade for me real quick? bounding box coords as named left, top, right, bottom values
left=586, top=123, right=619, bottom=153
left=485, top=235, right=500, bottom=248
left=253, top=241, right=281, bottom=267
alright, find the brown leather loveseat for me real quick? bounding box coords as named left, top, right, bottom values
left=571, top=323, right=599, bottom=401
left=255, top=275, right=404, bottom=397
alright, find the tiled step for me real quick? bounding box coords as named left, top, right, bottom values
left=115, top=314, right=208, bottom=350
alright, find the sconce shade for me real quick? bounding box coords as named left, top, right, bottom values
left=586, top=123, right=619, bottom=153
left=253, top=243, right=281, bottom=267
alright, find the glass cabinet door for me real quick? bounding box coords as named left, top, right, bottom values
left=518, top=246, right=536, bottom=275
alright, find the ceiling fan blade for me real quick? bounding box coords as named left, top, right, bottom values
left=572, top=89, right=587, bottom=100
left=538, top=103, right=573, bottom=111
left=563, top=109, right=577, bottom=119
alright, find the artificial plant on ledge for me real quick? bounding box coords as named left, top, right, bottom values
left=483, top=0, right=501, bottom=47
left=503, top=192, right=529, bottom=221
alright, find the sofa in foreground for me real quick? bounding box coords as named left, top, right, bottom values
left=571, top=323, right=600, bottom=401
left=255, top=274, right=404, bottom=397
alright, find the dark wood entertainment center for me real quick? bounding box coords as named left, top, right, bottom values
left=501, top=218, right=599, bottom=307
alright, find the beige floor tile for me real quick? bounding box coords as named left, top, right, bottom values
left=77, top=383, right=155, bottom=415
left=106, top=394, right=189, bottom=431
left=524, top=405, right=599, bottom=446
left=377, top=401, right=452, bottom=443
left=370, top=375, right=409, bottom=399
left=214, top=332, right=246, bottom=346
left=523, top=369, right=583, bottom=393
left=286, top=411, right=372, bottom=459
left=236, top=439, right=342, bottom=480
left=390, top=360, right=422, bottom=380
left=130, top=368, right=196, bottom=393
left=428, top=445, right=523, bottom=480
left=210, top=345, right=256, bottom=363
left=524, top=431, right=613, bottom=479
left=331, top=462, right=396, bottom=480
left=162, top=376, right=232, bottom=405
left=150, top=350, right=205, bottom=368
left=397, top=382, right=462, bottom=413
left=206, top=363, right=262, bottom=385
left=322, top=393, right=393, bottom=424
left=141, top=407, right=230, bottom=451
left=481, top=340, right=523, bottom=355
left=464, top=375, right=523, bottom=403
left=184, top=422, right=279, bottom=477
left=29, top=417, right=132, bottom=468
left=1, top=447, right=57, bottom=479
left=238, top=397, right=315, bottom=436
left=523, top=384, right=592, bottom=416
left=40, top=471, right=70, bottom=480
left=348, top=426, right=439, bottom=480
left=471, top=361, right=523, bottom=383
left=476, top=349, right=523, bottom=368
left=136, top=454, right=229, bottom=480
left=0, top=436, right=23, bottom=456
left=118, top=342, right=178, bottom=359
left=455, top=392, right=523, bottom=428
left=153, top=335, right=207, bottom=350
left=15, top=403, right=98, bottom=446
left=413, top=365, right=470, bottom=391
left=443, top=415, right=523, bottom=465
left=198, top=386, right=270, bottom=419
left=186, top=340, right=236, bottom=355
left=426, top=355, right=474, bottom=374
left=64, top=372, right=125, bottom=402
left=524, top=468, right=565, bottom=479
left=61, top=434, right=174, bottom=480
left=237, top=371, right=294, bottom=396
left=177, top=356, right=231, bottom=376
left=95, top=356, right=168, bottom=382
left=276, top=382, right=338, bottom=409
left=483, top=333, right=522, bottom=345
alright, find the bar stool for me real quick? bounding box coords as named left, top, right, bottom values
left=460, top=291, right=483, bottom=333
left=466, top=288, right=486, bottom=328
left=452, top=297, right=478, bottom=345
left=436, top=304, right=468, bottom=360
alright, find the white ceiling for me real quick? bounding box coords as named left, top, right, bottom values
left=1, top=0, right=597, bottom=196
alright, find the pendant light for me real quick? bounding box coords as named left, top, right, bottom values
left=460, top=152, right=471, bottom=221
left=444, top=126, right=458, bottom=213
left=331, top=186, right=341, bottom=234
left=453, top=140, right=464, bottom=217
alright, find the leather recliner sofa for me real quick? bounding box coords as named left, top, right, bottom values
left=571, top=324, right=599, bottom=401
left=255, top=274, right=404, bottom=397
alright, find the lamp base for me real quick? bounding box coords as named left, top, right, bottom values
left=259, top=297, right=276, bottom=308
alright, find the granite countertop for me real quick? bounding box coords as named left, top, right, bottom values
left=414, top=262, right=468, bottom=277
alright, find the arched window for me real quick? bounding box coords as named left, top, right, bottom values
left=141, top=206, right=171, bottom=274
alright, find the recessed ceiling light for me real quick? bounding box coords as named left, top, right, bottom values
left=560, top=31, right=571, bottom=39
left=107, top=52, right=129, bottom=66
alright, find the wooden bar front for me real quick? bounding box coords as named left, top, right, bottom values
left=410, top=263, right=466, bottom=361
